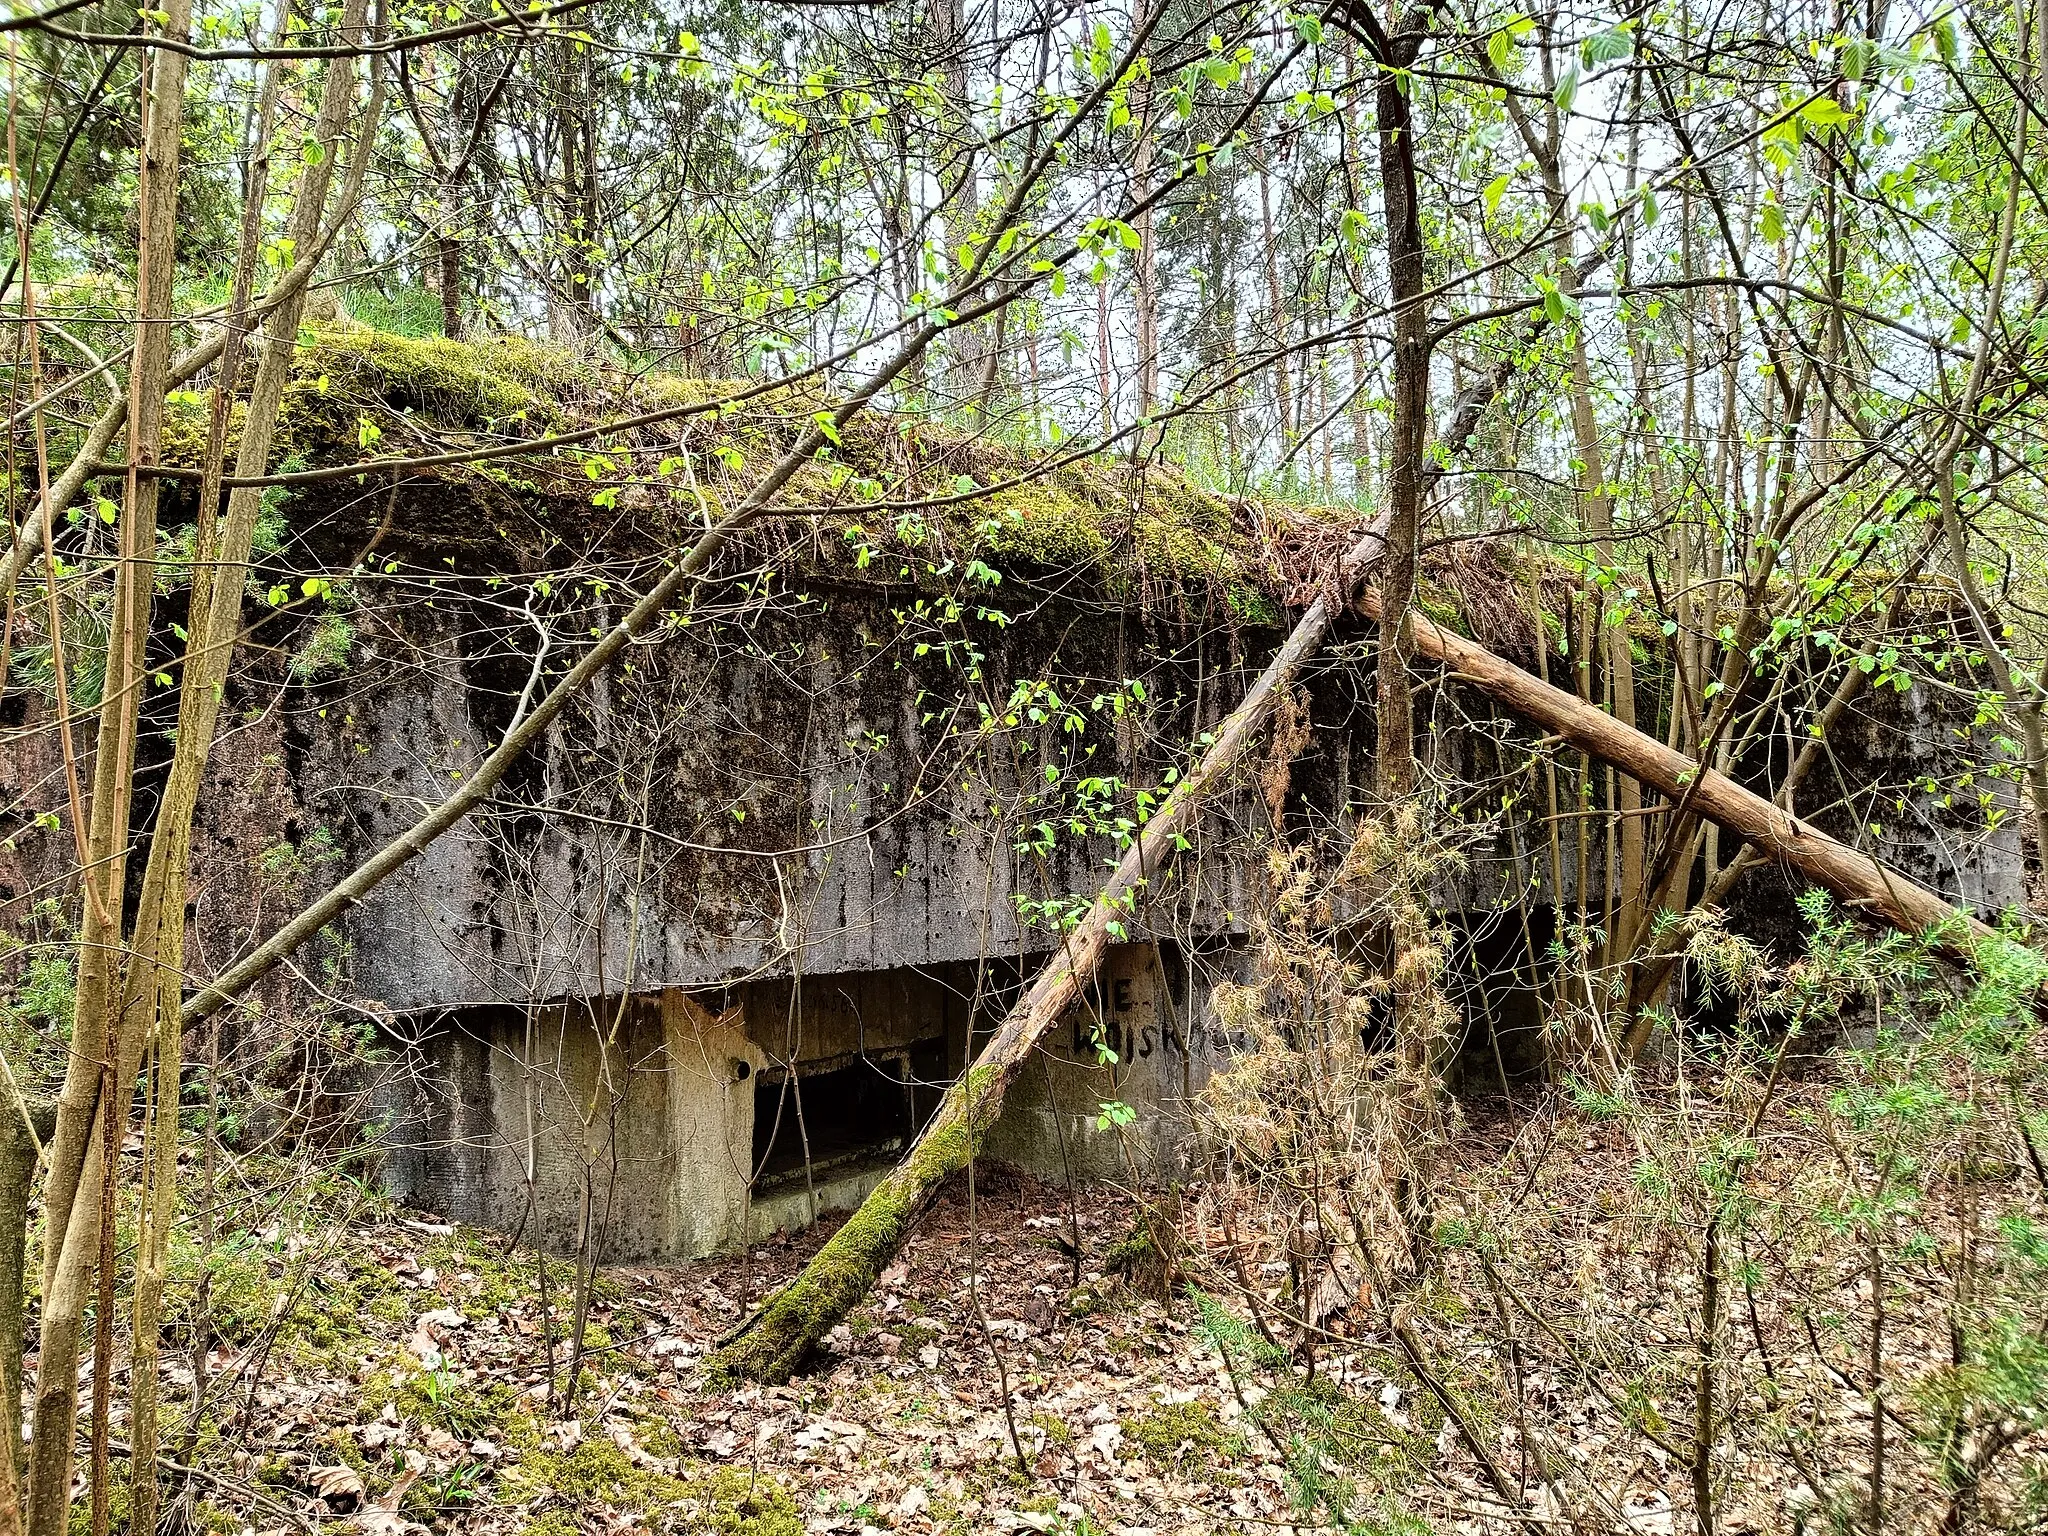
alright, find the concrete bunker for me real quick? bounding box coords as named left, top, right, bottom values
left=378, top=942, right=1224, bottom=1262
left=107, top=377, right=2013, bottom=1269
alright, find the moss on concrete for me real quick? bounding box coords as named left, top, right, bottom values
left=283, top=326, right=591, bottom=444
left=964, top=461, right=1272, bottom=608
left=155, top=322, right=1297, bottom=614
left=159, top=392, right=248, bottom=471
left=145, top=322, right=1694, bottom=646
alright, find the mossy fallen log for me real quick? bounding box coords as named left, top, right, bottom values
left=706, top=519, right=1393, bottom=1384
left=708, top=1065, right=1004, bottom=1384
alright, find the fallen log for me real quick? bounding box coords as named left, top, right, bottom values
left=1349, top=585, right=2002, bottom=958
left=713, top=558, right=2016, bottom=1384
left=706, top=520, right=1392, bottom=1383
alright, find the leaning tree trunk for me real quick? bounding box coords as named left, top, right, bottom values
left=1348, top=584, right=2002, bottom=957
left=0, top=1092, right=51, bottom=1531
left=713, top=550, right=2016, bottom=1385
left=709, top=520, right=1394, bottom=1384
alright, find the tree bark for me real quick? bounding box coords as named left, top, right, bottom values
left=1493, top=22, right=1645, bottom=930
left=125, top=30, right=376, bottom=1534
left=932, top=0, right=983, bottom=407
left=1129, top=1, right=1158, bottom=439
left=1256, top=162, right=1292, bottom=472
left=0, top=1095, right=52, bottom=1523
left=1366, top=9, right=1428, bottom=802
left=439, top=228, right=463, bottom=339
left=1353, top=0, right=1437, bottom=1261
left=26, top=14, right=192, bottom=1531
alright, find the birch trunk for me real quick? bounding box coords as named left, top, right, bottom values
left=25, top=12, right=193, bottom=1532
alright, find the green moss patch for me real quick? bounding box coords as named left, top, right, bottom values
left=419, top=1228, right=609, bottom=1315
left=164, top=321, right=1314, bottom=614
left=281, top=326, right=592, bottom=449
left=505, top=1438, right=800, bottom=1536
left=964, top=461, right=1274, bottom=609
left=359, top=1359, right=530, bottom=1442
left=1122, top=1399, right=1246, bottom=1468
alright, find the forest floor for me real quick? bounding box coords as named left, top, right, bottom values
left=171, top=1168, right=1315, bottom=1536
left=139, top=1080, right=2048, bottom=1536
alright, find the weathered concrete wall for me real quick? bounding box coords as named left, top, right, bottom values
left=287, top=579, right=1276, bottom=1014
left=378, top=944, right=1234, bottom=1260
left=287, top=578, right=2026, bottom=1026
left=982, top=942, right=1231, bottom=1182
left=3, top=516, right=2004, bottom=1034
left=380, top=989, right=762, bottom=1262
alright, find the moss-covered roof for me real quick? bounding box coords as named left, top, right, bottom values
left=139, top=324, right=1993, bottom=673
left=160, top=323, right=1351, bottom=625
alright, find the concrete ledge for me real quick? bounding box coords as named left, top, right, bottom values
left=746, top=1162, right=895, bottom=1246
